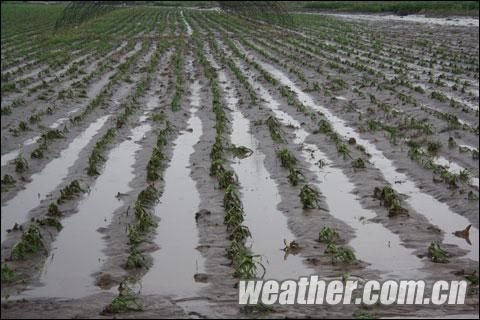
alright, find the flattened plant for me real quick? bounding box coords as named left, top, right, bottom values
left=1, top=174, right=16, bottom=192
left=57, top=180, right=85, bottom=204
left=428, top=242, right=449, bottom=263
left=299, top=184, right=320, bottom=209
left=11, top=223, right=46, bottom=260
left=14, top=154, right=28, bottom=173
left=103, top=277, right=143, bottom=314
left=374, top=186, right=409, bottom=217
left=266, top=116, right=284, bottom=142
left=1, top=264, right=15, bottom=283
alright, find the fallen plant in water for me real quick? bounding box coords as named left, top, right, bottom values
left=428, top=242, right=449, bottom=263
left=299, top=185, right=320, bottom=209
left=229, top=144, right=253, bottom=159
left=337, top=143, right=352, bottom=160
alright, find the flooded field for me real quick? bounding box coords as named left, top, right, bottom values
left=1, top=2, right=478, bottom=319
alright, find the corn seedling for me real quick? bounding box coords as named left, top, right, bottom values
left=1, top=174, right=16, bottom=192
left=103, top=277, right=143, bottom=314
left=319, top=226, right=339, bottom=243
left=229, top=145, right=253, bottom=159
left=352, top=158, right=366, bottom=169
left=11, top=223, right=45, bottom=260
left=266, top=116, right=284, bottom=142
left=57, top=180, right=85, bottom=204
left=428, top=242, right=449, bottom=263
left=14, top=154, right=28, bottom=173
left=1, top=264, right=16, bottom=283
left=299, top=184, right=320, bottom=209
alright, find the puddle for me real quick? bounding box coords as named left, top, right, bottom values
left=141, top=79, right=205, bottom=297
left=19, top=123, right=152, bottom=299
left=250, top=54, right=479, bottom=261
left=0, top=115, right=110, bottom=243
left=209, top=53, right=313, bottom=280
left=1, top=108, right=80, bottom=167
left=229, top=52, right=424, bottom=278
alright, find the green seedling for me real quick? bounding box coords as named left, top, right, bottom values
left=278, top=148, right=297, bottom=168
left=1, top=174, right=16, bottom=192
left=14, top=154, right=28, bottom=173
left=352, top=158, right=366, bottom=169
left=299, top=185, right=320, bottom=209
left=319, top=226, right=339, bottom=244
left=229, top=145, right=253, bottom=159
left=57, top=180, right=85, bottom=204
left=428, top=242, right=449, bottom=263
left=47, top=203, right=62, bottom=217
left=1, top=264, right=15, bottom=283
left=266, top=116, right=284, bottom=142
left=103, top=277, right=143, bottom=314
left=11, top=223, right=45, bottom=260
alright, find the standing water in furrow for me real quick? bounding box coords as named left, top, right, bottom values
left=0, top=115, right=110, bottom=243
left=20, top=122, right=152, bottom=299
left=141, top=78, right=206, bottom=297
left=1, top=107, right=80, bottom=167
left=248, top=52, right=479, bottom=262
left=208, top=52, right=312, bottom=280
left=229, top=52, right=425, bottom=279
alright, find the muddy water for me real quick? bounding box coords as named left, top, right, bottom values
left=1, top=108, right=80, bottom=167
left=254, top=57, right=479, bottom=261
left=141, top=80, right=206, bottom=297
left=209, top=55, right=313, bottom=279
left=0, top=115, right=110, bottom=243
left=230, top=55, right=424, bottom=278
left=20, top=123, right=152, bottom=299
